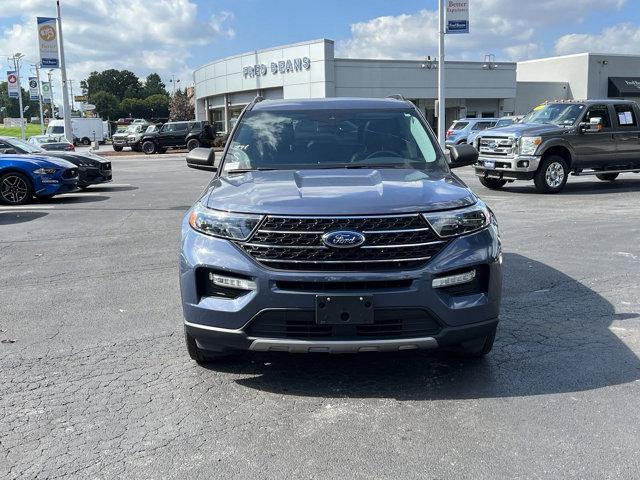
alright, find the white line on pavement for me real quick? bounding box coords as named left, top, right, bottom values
left=0, top=205, right=55, bottom=211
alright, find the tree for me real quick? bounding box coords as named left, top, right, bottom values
left=169, top=88, right=194, bottom=121
left=81, top=69, right=142, bottom=100
left=0, top=81, right=42, bottom=120
left=142, top=73, right=167, bottom=97
left=89, top=90, right=119, bottom=120
left=118, top=97, right=148, bottom=118
left=144, top=94, right=170, bottom=119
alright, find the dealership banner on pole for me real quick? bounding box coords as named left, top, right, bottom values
left=7, top=71, right=19, bottom=98
left=445, top=0, right=469, bottom=34
left=41, top=82, right=52, bottom=103
left=29, top=77, right=40, bottom=100
left=37, top=17, right=60, bottom=68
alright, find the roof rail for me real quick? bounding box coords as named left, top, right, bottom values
left=247, top=95, right=265, bottom=110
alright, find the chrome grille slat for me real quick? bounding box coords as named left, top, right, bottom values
left=239, top=214, right=449, bottom=271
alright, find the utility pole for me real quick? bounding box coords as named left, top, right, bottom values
left=56, top=0, right=73, bottom=143
left=33, top=63, right=45, bottom=134
left=9, top=53, right=26, bottom=140
left=47, top=69, right=55, bottom=118
left=68, top=79, right=75, bottom=113
left=437, top=0, right=446, bottom=150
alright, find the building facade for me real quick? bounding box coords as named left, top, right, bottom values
left=515, top=53, right=640, bottom=113
left=193, top=39, right=517, bottom=133
left=193, top=39, right=640, bottom=133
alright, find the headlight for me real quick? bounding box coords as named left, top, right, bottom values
left=33, top=168, right=57, bottom=175
left=422, top=201, right=491, bottom=238
left=188, top=203, right=262, bottom=240
left=519, top=136, right=542, bottom=155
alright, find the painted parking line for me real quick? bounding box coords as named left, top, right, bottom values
left=0, top=205, right=55, bottom=211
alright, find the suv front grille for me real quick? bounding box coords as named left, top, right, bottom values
left=238, top=215, right=448, bottom=271
left=245, top=309, right=441, bottom=340
left=478, top=136, right=517, bottom=157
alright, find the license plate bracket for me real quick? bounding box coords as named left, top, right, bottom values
left=316, top=295, right=374, bottom=325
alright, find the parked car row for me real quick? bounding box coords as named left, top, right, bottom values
left=111, top=120, right=216, bottom=154
left=0, top=136, right=112, bottom=205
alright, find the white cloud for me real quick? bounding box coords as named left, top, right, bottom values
left=0, top=0, right=235, bottom=102
left=336, top=0, right=627, bottom=61
left=555, top=23, right=640, bottom=55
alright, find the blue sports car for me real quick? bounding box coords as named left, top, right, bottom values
left=0, top=154, right=79, bottom=205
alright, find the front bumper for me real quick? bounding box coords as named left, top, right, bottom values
left=34, top=173, right=78, bottom=196
left=180, top=219, right=502, bottom=354
left=78, top=165, right=112, bottom=187
left=474, top=154, right=541, bottom=180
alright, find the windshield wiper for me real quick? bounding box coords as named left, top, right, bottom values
left=225, top=167, right=277, bottom=174
left=343, top=163, right=415, bottom=169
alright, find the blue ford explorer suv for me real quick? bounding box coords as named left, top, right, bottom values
left=180, top=97, right=502, bottom=363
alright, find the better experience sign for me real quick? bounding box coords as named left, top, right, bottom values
left=446, top=1, right=469, bottom=34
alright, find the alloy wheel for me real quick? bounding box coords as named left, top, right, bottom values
left=545, top=161, right=565, bottom=188
left=1, top=174, right=29, bottom=204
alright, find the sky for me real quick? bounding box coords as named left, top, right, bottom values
left=1, top=0, right=639, bottom=101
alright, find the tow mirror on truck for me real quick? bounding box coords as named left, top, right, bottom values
left=579, top=117, right=603, bottom=133
left=447, top=143, right=479, bottom=169
left=186, top=147, right=218, bottom=172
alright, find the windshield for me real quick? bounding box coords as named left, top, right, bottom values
left=451, top=121, right=469, bottom=130
left=7, top=137, right=43, bottom=154
left=495, top=119, right=514, bottom=127
left=222, top=109, right=446, bottom=175
left=522, top=103, right=585, bottom=126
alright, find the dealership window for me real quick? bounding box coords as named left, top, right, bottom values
left=584, top=105, right=612, bottom=128
left=613, top=104, right=637, bottom=127
left=481, top=112, right=496, bottom=118
left=466, top=112, right=477, bottom=118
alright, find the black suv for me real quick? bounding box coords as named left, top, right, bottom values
left=136, top=121, right=214, bottom=155
left=474, top=100, right=640, bottom=193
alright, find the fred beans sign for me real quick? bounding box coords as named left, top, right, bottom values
left=243, top=57, right=311, bottom=78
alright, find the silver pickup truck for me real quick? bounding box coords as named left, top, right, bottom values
left=474, top=99, right=640, bottom=193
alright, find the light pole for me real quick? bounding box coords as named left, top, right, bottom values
left=32, top=63, right=45, bottom=134
left=57, top=0, right=73, bottom=143
left=437, top=0, right=446, bottom=150
left=169, top=75, right=181, bottom=95
left=47, top=69, right=56, bottom=118
left=9, top=53, right=26, bottom=140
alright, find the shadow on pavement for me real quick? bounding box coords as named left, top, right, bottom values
left=36, top=195, right=111, bottom=205
left=203, top=253, right=640, bottom=400
left=0, top=211, right=48, bottom=225
left=83, top=185, right=138, bottom=192
left=493, top=177, right=640, bottom=196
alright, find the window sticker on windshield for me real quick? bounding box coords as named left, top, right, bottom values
left=533, top=105, right=545, bottom=111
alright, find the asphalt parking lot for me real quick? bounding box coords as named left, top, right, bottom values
left=1, top=155, right=640, bottom=479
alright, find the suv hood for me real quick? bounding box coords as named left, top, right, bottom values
left=204, top=169, right=476, bottom=215
left=482, top=123, right=565, bottom=137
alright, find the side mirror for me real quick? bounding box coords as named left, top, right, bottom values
left=447, top=143, right=478, bottom=168
left=579, top=117, right=603, bottom=133
left=2, top=148, right=17, bottom=154
left=186, top=147, right=217, bottom=172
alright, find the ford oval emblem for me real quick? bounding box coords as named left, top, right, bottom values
left=322, top=230, right=366, bottom=249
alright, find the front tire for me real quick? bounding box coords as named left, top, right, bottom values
left=184, top=329, right=232, bottom=364
left=0, top=172, right=33, bottom=205
left=81, top=137, right=91, bottom=146
left=534, top=155, right=568, bottom=193
left=113, top=145, right=123, bottom=152
left=596, top=172, right=619, bottom=181
left=186, top=138, right=200, bottom=151
left=447, top=326, right=497, bottom=358
left=141, top=140, right=157, bottom=155
left=479, top=177, right=507, bottom=190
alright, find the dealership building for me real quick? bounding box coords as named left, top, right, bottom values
left=193, top=38, right=640, bottom=134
